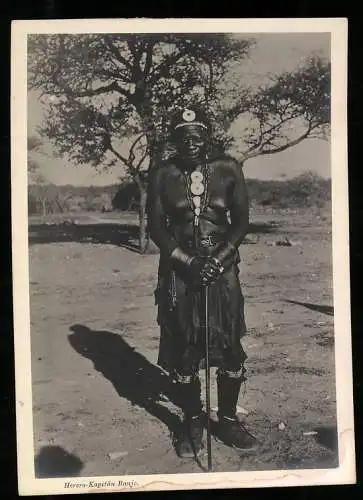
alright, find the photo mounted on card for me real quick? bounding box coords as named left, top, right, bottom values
left=11, top=18, right=354, bottom=495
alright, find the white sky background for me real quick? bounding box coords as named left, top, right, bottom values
left=27, top=32, right=330, bottom=186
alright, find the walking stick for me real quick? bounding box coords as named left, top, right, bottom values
left=204, top=284, right=212, bottom=472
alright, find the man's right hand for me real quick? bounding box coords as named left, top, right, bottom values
left=189, top=256, right=223, bottom=287
left=171, top=248, right=223, bottom=286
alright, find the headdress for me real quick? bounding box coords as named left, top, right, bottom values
left=170, top=107, right=210, bottom=131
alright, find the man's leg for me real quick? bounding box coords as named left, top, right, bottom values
left=173, top=372, right=204, bottom=458
left=216, top=366, right=257, bottom=450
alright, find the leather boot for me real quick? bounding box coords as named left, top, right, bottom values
left=216, top=372, right=258, bottom=450
left=173, top=377, right=204, bottom=458
left=174, top=413, right=205, bottom=458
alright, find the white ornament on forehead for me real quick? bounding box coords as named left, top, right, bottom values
left=182, top=109, right=196, bottom=122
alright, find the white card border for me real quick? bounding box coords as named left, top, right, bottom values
left=11, top=17, right=354, bottom=495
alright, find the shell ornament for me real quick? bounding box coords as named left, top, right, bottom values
left=190, top=170, right=205, bottom=218
left=182, top=109, right=196, bottom=122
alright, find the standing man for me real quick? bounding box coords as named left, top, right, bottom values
left=147, top=107, right=257, bottom=458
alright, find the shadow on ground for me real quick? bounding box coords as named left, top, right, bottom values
left=29, top=223, right=140, bottom=253
left=28, top=220, right=277, bottom=251
left=314, top=425, right=339, bottom=452
left=68, top=325, right=185, bottom=438
left=65, top=325, right=338, bottom=472
left=284, top=299, right=334, bottom=316
left=248, top=222, right=280, bottom=234
left=34, top=445, right=83, bottom=478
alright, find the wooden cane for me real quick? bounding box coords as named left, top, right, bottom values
left=204, top=284, right=212, bottom=472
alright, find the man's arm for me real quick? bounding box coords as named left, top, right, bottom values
left=147, top=166, right=195, bottom=268
left=214, top=159, right=249, bottom=266
left=147, top=166, right=178, bottom=257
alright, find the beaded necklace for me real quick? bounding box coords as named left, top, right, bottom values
left=184, top=161, right=210, bottom=228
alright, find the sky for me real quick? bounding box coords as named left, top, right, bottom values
left=27, top=32, right=330, bottom=186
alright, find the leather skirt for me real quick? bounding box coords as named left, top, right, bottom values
left=154, top=242, right=247, bottom=378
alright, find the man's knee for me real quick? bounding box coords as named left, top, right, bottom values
left=173, top=371, right=199, bottom=384
left=217, top=365, right=246, bottom=381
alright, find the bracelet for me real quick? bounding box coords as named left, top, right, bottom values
left=212, top=257, right=224, bottom=274
left=216, top=241, right=236, bottom=263
left=171, top=247, right=194, bottom=266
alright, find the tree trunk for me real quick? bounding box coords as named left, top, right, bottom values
left=55, top=196, right=65, bottom=213
left=130, top=102, right=160, bottom=254
left=139, top=186, right=148, bottom=254
left=135, top=176, right=159, bottom=255
left=41, top=199, right=47, bottom=217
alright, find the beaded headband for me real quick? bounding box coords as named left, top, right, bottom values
left=174, top=122, right=208, bottom=130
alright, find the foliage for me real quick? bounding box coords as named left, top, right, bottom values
left=28, top=34, right=256, bottom=251
left=28, top=34, right=252, bottom=170
left=27, top=172, right=331, bottom=216
left=28, top=134, right=43, bottom=174
left=28, top=183, right=118, bottom=215
left=247, top=171, right=331, bottom=208
left=28, top=35, right=330, bottom=168
left=222, top=56, right=330, bottom=161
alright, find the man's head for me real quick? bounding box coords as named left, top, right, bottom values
left=170, top=108, right=210, bottom=163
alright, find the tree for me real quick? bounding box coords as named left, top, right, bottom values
left=28, top=135, right=48, bottom=216
left=28, top=134, right=43, bottom=175
left=27, top=34, right=252, bottom=252
left=218, top=55, right=330, bottom=162
left=28, top=136, right=75, bottom=215
left=29, top=173, right=50, bottom=216
left=28, top=36, right=330, bottom=249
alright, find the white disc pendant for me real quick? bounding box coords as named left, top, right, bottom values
left=190, top=182, right=204, bottom=195
left=191, top=171, right=203, bottom=183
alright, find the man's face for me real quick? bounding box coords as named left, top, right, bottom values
left=173, top=125, right=207, bottom=163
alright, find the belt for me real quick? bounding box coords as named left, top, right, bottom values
left=181, top=234, right=223, bottom=249
left=199, top=235, right=221, bottom=247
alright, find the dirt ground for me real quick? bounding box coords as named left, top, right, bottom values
left=28, top=206, right=338, bottom=478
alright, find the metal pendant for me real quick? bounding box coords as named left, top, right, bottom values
left=187, top=168, right=207, bottom=227
left=190, top=182, right=204, bottom=195
left=191, top=171, right=203, bottom=183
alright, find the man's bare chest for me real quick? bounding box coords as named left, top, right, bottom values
left=161, top=165, right=234, bottom=214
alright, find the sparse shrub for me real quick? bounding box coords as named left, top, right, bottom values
left=246, top=171, right=331, bottom=209
left=112, top=180, right=140, bottom=212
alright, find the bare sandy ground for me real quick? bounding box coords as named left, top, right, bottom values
left=28, top=207, right=337, bottom=478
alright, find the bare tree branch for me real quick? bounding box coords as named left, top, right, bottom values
left=242, top=124, right=314, bottom=161
left=135, top=150, right=149, bottom=172
left=143, top=42, right=154, bottom=80
left=93, top=68, right=133, bottom=84
left=63, top=80, right=131, bottom=99
left=107, top=143, right=129, bottom=166
left=243, top=110, right=304, bottom=153
left=148, top=48, right=189, bottom=85
left=103, top=38, right=134, bottom=72
left=129, top=133, right=147, bottom=158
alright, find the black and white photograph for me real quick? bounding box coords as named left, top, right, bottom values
left=11, top=18, right=354, bottom=495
